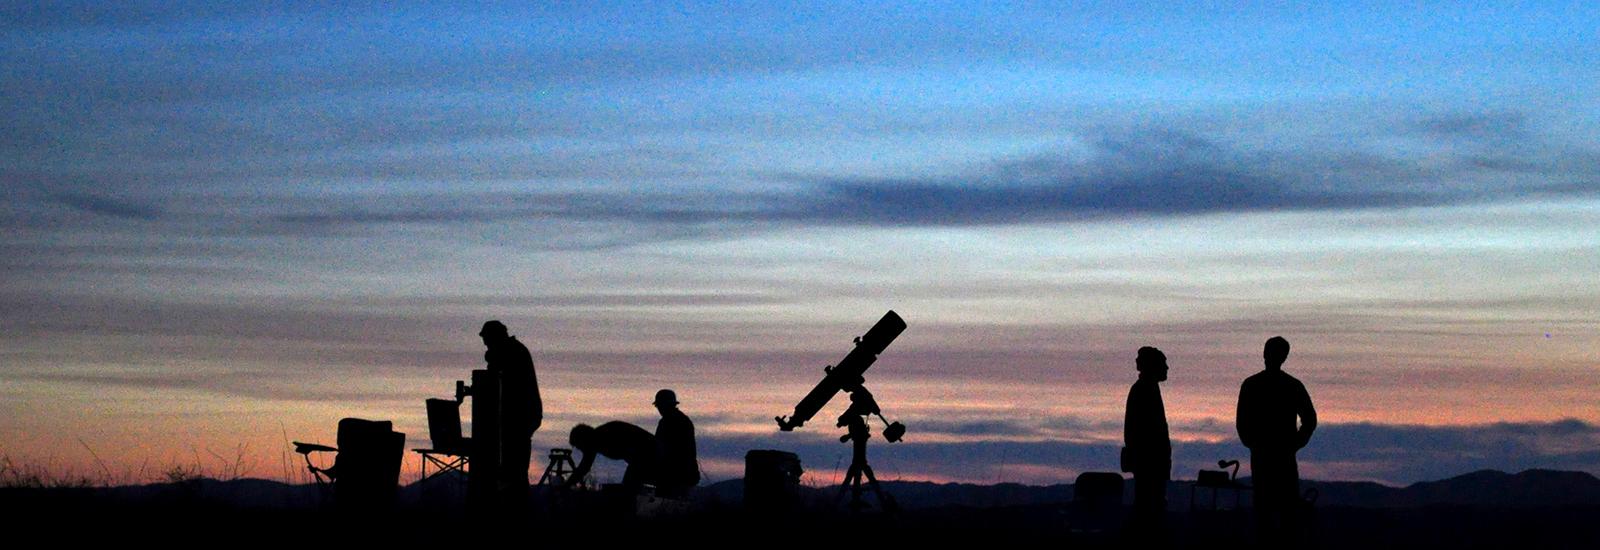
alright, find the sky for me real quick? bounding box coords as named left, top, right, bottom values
left=3, top=1, right=1599, bottom=487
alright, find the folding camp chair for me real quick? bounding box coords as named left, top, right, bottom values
left=414, top=398, right=471, bottom=485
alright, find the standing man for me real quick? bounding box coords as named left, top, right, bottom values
left=1123, top=346, right=1171, bottom=529
left=652, top=389, right=699, bottom=498
left=1236, top=336, right=1317, bottom=542
left=480, top=320, right=542, bottom=504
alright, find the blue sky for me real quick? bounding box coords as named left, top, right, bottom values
left=3, top=1, right=1599, bottom=485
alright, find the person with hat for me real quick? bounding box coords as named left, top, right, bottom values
left=652, top=388, right=699, bottom=498
left=480, top=320, right=542, bottom=502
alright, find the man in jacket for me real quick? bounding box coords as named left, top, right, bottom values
left=652, top=389, right=699, bottom=498
left=481, top=320, right=542, bottom=503
left=1237, top=336, right=1317, bottom=542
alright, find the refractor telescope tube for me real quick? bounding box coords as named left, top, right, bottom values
left=774, top=311, right=906, bottom=431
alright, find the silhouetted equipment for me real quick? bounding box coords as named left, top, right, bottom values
left=834, top=389, right=899, bottom=513
left=294, top=418, right=405, bottom=511
left=635, top=484, right=694, bottom=519
left=414, top=397, right=469, bottom=486
left=591, top=483, right=691, bottom=518
left=463, top=369, right=500, bottom=508
left=1069, top=472, right=1125, bottom=534
left=538, top=448, right=582, bottom=488
left=772, top=311, right=908, bottom=514
left=1192, top=459, right=1250, bottom=511
left=775, top=310, right=906, bottom=432
left=744, top=450, right=803, bottom=514
left=295, top=442, right=338, bottom=454
left=293, top=441, right=338, bottom=501
left=426, top=397, right=469, bottom=453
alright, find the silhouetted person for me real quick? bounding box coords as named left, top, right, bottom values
left=481, top=320, right=542, bottom=503
left=652, top=389, right=699, bottom=498
left=1124, top=346, right=1170, bottom=530
left=1237, top=336, right=1317, bottom=544
left=565, top=421, right=658, bottom=492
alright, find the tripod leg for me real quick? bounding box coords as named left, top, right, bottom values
left=862, top=464, right=896, bottom=513
left=836, top=464, right=860, bottom=505
left=852, top=471, right=866, bottom=511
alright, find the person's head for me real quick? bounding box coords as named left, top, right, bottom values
left=479, top=320, right=509, bottom=347
left=1264, top=336, right=1290, bottom=369
left=1136, top=346, right=1168, bottom=382
left=569, top=423, right=596, bottom=451
left=653, top=389, right=679, bottom=413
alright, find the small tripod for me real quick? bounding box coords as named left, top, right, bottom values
left=538, top=447, right=583, bottom=488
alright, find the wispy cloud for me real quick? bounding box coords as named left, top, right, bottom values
left=13, top=119, right=1594, bottom=256
left=48, top=191, right=164, bottom=221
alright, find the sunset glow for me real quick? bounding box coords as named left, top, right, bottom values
left=4, top=2, right=1598, bottom=487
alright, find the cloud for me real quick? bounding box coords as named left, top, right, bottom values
left=907, top=419, right=1055, bottom=437
left=18, top=371, right=409, bottom=404
left=31, top=121, right=1590, bottom=239
left=794, top=125, right=1600, bottom=226
left=48, top=191, right=164, bottom=221
left=1415, top=111, right=1529, bottom=140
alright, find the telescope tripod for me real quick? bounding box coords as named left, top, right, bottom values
left=837, top=414, right=897, bottom=514
left=838, top=453, right=896, bottom=513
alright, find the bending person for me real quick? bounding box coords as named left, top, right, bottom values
left=565, top=421, right=658, bottom=492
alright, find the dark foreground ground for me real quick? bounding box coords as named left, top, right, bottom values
left=6, top=484, right=1600, bottom=548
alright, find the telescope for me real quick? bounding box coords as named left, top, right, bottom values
left=836, top=387, right=906, bottom=442
left=775, top=310, right=906, bottom=438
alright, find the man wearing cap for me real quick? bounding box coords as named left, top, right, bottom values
left=653, top=389, right=699, bottom=498
left=480, top=320, right=542, bottom=502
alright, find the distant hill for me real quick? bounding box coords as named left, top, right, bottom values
left=704, top=469, right=1600, bottom=511
left=1385, top=469, right=1600, bottom=508
left=10, top=468, right=1600, bottom=511
left=700, top=478, right=1074, bottom=510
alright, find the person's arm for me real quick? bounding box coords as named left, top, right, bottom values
left=1124, top=385, right=1138, bottom=450
left=564, top=450, right=594, bottom=489
left=1236, top=381, right=1256, bottom=450
left=1296, top=381, right=1317, bottom=449
left=1123, top=385, right=1140, bottom=473
left=686, top=418, right=696, bottom=461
